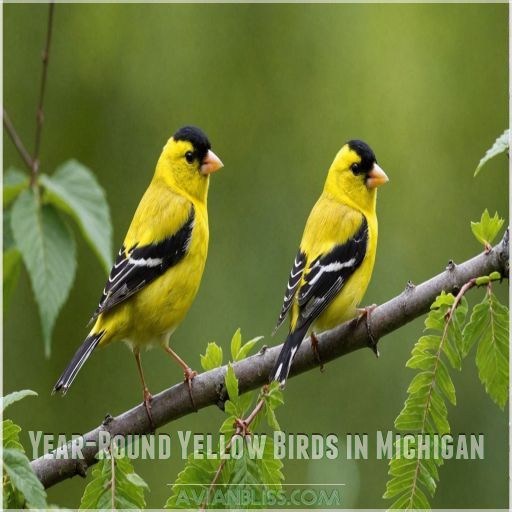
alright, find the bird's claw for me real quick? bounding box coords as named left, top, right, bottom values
left=183, top=368, right=198, bottom=412
left=143, top=390, right=156, bottom=431
left=356, top=304, right=380, bottom=357
left=310, top=332, right=325, bottom=372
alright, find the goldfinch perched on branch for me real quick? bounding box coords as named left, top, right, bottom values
left=271, top=140, right=388, bottom=385
left=53, top=126, right=223, bottom=420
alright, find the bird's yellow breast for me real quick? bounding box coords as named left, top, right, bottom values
left=95, top=182, right=209, bottom=348
left=291, top=192, right=378, bottom=332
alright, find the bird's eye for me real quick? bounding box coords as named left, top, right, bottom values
left=351, top=163, right=361, bottom=175
left=185, top=151, right=195, bottom=164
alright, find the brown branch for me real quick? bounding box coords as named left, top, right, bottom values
left=3, top=108, right=34, bottom=171
left=31, top=1, right=55, bottom=185
left=30, top=230, right=509, bottom=489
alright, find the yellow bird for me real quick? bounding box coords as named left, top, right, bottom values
left=271, top=140, right=388, bottom=385
left=53, top=126, right=223, bottom=420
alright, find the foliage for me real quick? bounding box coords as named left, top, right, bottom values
left=463, top=288, right=509, bottom=409
left=474, top=128, right=509, bottom=176
left=470, top=209, right=504, bottom=248
left=3, top=161, right=112, bottom=356
left=385, top=286, right=508, bottom=508
left=166, top=329, right=283, bottom=509
left=11, top=190, right=77, bottom=357
left=2, top=390, right=48, bottom=509
left=40, top=160, right=113, bottom=272
left=384, top=293, right=465, bottom=509
left=79, top=447, right=149, bottom=509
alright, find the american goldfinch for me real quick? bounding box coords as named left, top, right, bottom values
left=270, top=140, right=388, bottom=385
left=53, top=126, right=223, bottom=420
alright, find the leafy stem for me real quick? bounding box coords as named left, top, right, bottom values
left=201, top=395, right=266, bottom=510
left=32, top=1, right=55, bottom=186
left=3, top=2, right=55, bottom=186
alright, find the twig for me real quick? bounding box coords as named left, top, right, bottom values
left=3, top=108, right=34, bottom=171
left=30, top=231, right=509, bottom=489
left=201, top=396, right=266, bottom=509
left=31, top=1, right=55, bottom=185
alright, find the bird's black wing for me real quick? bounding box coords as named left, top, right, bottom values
left=295, top=216, right=369, bottom=329
left=273, top=250, right=307, bottom=333
left=89, top=206, right=195, bottom=323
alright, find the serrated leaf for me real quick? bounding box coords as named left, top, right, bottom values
left=79, top=450, right=147, bottom=509
left=3, top=248, right=22, bottom=313
left=3, top=448, right=47, bottom=508
left=11, top=190, right=76, bottom=357
left=165, top=452, right=221, bottom=508
left=436, top=359, right=456, bottom=405
left=225, top=364, right=239, bottom=404
left=462, top=300, right=488, bottom=357
left=40, top=160, right=112, bottom=272
left=475, top=128, right=509, bottom=176
left=474, top=292, right=509, bottom=409
left=2, top=389, right=37, bottom=411
left=3, top=168, right=29, bottom=208
left=200, top=342, right=223, bottom=371
left=238, top=389, right=255, bottom=416
left=3, top=420, right=23, bottom=450
left=230, top=328, right=242, bottom=361
left=470, top=209, right=504, bottom=247
left=430, top=291, right=454, bottom=309
left=259, top=438, right=284, bottom=488
left=264, top=403, right=281, bottom=430
left=125, top=471, right=149, bottom=489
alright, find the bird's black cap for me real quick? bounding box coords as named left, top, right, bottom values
left=347, top=140, right=376, bottom=172
left=173, top=126, right=211, bottom=161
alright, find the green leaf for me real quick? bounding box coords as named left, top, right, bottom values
left=475, top=128, right=509, bottom=176
left=11, top=190, right=77, bottom=357
left=2, top=389, right=37, bottom=412
left=230, top=328, right=242, bottom=361
left=40, top=159, right=113, bottom=272
left=3, top=248, right=22, bottom=313
left=3, top=448, right=47, bottom=508
left=225, top=364, right=239, bottom=404
left=436, top=359, right=456, bottom=405
left=200, top=342, right=223, bottom=371
left=3, top=168, right=29, bottom=208
left=470, top=209, right=504, bottom=247
left=79, top=449, right=147, bottom=509
left=474, top=292, right=509, bottom=409
left=3, top=420, right=23, bottom=450
left=385, top=293, right=463, bottom=509
left=236, top=335, right=264, bottom=361
left=165, top=452, right=221, bottom=508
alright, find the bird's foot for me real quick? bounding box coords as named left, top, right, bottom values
left=143, top=389, right=156, bottom=431
left=183, top=368, right=198, bottom=412
left=356, top=304, right=379, bottom=357
left=484, top=242, right=492, bottom=254
left=310, top=332, right=325, bottom=372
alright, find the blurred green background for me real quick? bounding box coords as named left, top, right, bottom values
left=3, top=3, right=508, bottom=508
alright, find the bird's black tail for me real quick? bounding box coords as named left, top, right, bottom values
left=52, top=331, right=105, bottom=395
left=270, top=323, right=310, bottom=385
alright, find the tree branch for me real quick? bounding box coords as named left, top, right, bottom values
left=31, top=1, right=55, bottom=185
left=30, top=231, right=509, bottom=489
left=3, top=108, right=34, bottom=171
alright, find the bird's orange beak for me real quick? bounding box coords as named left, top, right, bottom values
left=200, top=150, right=224, bottom=175
left=366, top=163, right=389, bottom=189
